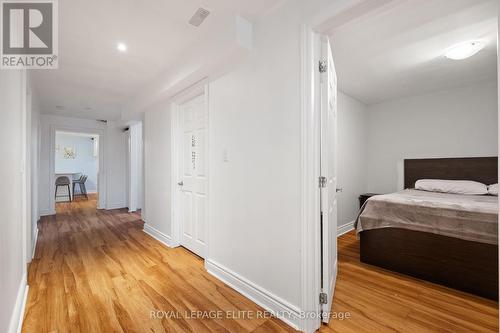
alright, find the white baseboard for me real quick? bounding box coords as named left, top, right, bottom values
left=39, top=209, right=54, bottom=217
left=106, top=202, right=127, bottom=210
left=337, top=221, right=354, bottom=237
left=8, top=273, right=28, bottom=333
left=205, top=259, right=301, bottom=330
left=143, top=223, right=179, bottom=248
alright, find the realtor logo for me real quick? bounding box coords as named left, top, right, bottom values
left=1, top=0, right=58, bottom=69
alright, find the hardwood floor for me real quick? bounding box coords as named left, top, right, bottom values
left=321, top=232, right=499, bottom=333
left=23, top=197, right=498, bottom=332
left=23, top=195, right=296, bottom=333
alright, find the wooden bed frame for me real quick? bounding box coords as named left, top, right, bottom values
left=359, top=157, right=499, bottom=300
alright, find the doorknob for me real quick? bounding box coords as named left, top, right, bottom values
left=178, top=181, right=184, bottom=186
left=336, top=188, right=343, bottom=193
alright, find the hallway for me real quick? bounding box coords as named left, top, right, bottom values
left=22, top=196, right=296, bottom=332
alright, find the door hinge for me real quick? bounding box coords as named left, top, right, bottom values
left=319, top=176, right=327, bottom=188
left=319, top=60, right=327, bottom=73
left=319, top=292, right=328, bottom=304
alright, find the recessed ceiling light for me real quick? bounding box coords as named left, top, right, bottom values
left=117, top=42, right=127, bottom=52
left=445, top=41, right=486, bottom=60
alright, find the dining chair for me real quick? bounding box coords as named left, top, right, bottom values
left=72, top=175, right=89, bottom=199
left=55, top=176, right=72, bottom=202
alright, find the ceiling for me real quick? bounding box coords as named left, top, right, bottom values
left=329, top=0, right=498, bottom=105
left=33, top=0, right=281, bottom=120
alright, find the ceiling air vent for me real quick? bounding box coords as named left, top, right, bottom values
left=189, top=8, right=210, bottom=27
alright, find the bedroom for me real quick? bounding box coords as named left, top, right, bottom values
left=332, top=0, right=498, bottom=330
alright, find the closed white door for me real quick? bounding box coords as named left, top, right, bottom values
left=178, top=94, right=207, bottom=258
left=320, top=36, right=338, bottom=322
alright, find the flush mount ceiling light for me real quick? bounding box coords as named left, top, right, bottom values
left=117, top=42, right=127, bottom=52
left=444, top=41, right=485, bottom=60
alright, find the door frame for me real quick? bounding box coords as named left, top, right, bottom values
left=49, top=125, right=107, bottom=213
left=300, top=25, right=339, bottom=332
left=170, top=79, right=210, bottom=255
left=319, top=35, right=338, bottom=322
left=300, top=25, right=322, bottom=333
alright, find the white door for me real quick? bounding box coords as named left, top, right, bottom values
left=178, top=94, right=208, bottom=258
left=320, top=36, right=338, bottom=322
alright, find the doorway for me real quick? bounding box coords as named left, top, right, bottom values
left=172, top=84, right=209, bottom=259
left=49, top=126, right=106, bottom=214
left=54, top=131, right=99, bottom=208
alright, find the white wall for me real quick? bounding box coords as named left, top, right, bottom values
left=337, top=92, right=368, bottom=229
left=39, top=115, right=127, bottom=214
left=106, top=121, right=128, bottom=209
left=207, top=14, right=303, bottom=309
left=366, top=80, right=498, bottom=193
left=0, top=70, right=27, bottom=333
left=29, top=77, right=41, bottom=261
left=143, top=103, right=172, bottom=238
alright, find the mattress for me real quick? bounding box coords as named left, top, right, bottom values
left=355, top=189, right=498, bottom=245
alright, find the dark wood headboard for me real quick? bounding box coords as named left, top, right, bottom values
left=404, top=157, right=498, bottom=189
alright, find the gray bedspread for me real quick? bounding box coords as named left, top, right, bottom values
left=355, top=189, right=498, bottom=245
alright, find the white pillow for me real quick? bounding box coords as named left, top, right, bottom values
left=488, top=183, right=498, bottom=196
left=414, top=179, right=488, bottom=195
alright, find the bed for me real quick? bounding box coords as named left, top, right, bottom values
left=355, top=157, right=498, bottom=300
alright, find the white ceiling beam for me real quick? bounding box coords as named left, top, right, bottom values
left=315, top=0, right=405, bottom=34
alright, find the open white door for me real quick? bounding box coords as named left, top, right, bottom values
left=178, top=94, right=208, bottom=258
left=319, top=36, right=338, bottom=323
